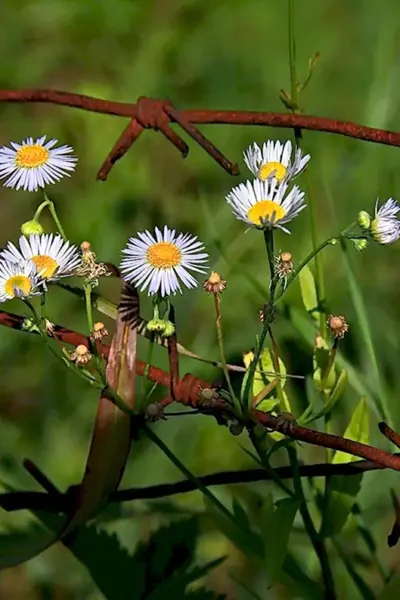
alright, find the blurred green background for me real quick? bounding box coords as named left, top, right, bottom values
left=1, top=0, right=400, bottom=598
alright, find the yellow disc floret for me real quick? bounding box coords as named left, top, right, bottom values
left=5, top=275, right=32, bottom=297
left=147, top=242, right=182, bottom=269
left=259, top=162, right=287, bottom=182
left=31, top=255, right=58, bottom=279
left=15, top=145, right=49, bottom=169
left=247, top=200, right=286, bottom=226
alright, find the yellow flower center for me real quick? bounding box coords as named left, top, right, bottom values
left=5, top=275, right=32, bottom=297
left=247, top=200, right=286, bottom=226
left=32, top=255, right=58, bottom=279
left=259, top=161, right=287, bottom=182
left=15, top=145, right=49, bottom=169
left=147, top=242, right=182, bottom=269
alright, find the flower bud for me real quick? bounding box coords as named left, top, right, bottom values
left=21, top=220, right=44, bottom=236
left=357, top=210, right=371, bottom=231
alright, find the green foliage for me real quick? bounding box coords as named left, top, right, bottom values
left=299, top=264, right=319, bottom=322
left=321, top=397, right=370, bottom=537
left=261, top=495, right=300, bottom=587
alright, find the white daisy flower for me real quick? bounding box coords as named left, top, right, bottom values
left=0, top=234, right=81, bottom=281
left=0, top=136, right=77, bottom=192
left=244, top=140, right=310, bottom=183
left=226, top=177, right=306, bottom=233
left=120, top=226, right=209, bottom=297
left=370, top=198, right=400, bottom=245
left=0, top=260, right=42, bottom=303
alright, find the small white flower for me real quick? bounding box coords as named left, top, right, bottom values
left=120, top=226, right=209, bottom=297
left=244, top=140, right=310, bottom=183
left=370, top=198, right=400, bottom=245
left=0, top=260, right=42, bottom=303
left=0, top=234, right=81, bottom=281
left=0, top=136, right=77, bottom=192
left=226, top=177, right=306, bottom=233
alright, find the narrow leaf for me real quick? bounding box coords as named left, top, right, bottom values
left=333, top=396, right=369, bottom=464
left=321, top=397, right=369, bottom=537
left=299, top=265, right=319, bottom=321
left=61, top=282, right=138, bottom=540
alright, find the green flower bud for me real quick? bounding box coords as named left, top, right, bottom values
left=352, top=238, right=368, bottom=252
left=357, top=211, right=371, bottom=231
left=146, top=318, right=166, bottom=333
left=161, top=320, right=176, bottom=338
left=21, top=220, right=44, bottom=236
left=21, top=317, right=40, bottom=333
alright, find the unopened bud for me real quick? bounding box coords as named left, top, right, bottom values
left=21, top=220, right=44, bottom=236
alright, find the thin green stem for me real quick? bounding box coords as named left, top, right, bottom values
left=275, top=237, right=337, bottom=304
left=22, top=298, right=101, bottom=388
left=143, top=424, right=239, bottom=526
left=249, top=428, right=294, bottom=498
left=84, top=284, right=93, bottom=332
left=213, top=293, right=240, bottom=412
left=287, top=445, right=337, bottom=600
left=34, top=193, right=67, bottom=240
left=243, top=230, right=278, bottom=410
left=141, top=336, right=155, bottom=398
left=288, top=0, right=326, bottom=339
left=288, top=0, right=297, bottom=104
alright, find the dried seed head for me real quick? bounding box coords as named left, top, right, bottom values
left=80, top=241, right=92, bottom=253
left=44, top=319, right=55, bottom=337
left=203, top=271, right=227, bottom=294
left=327, top=314, right=349, bottom=339
left=146, top=403, right=164, bottom=421
left=70, top=344, right=92, bottom=365
left=75, top=240, right=110, bottom=285
left=90, top=321, right=109, bottom=341
left=275, top=251, right=294, bottom=279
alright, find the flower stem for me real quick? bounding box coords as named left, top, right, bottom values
left=34, top=193, right=67, bottom=240
left=143, top=423, right=241, bottom=527
left=287, top=445, right=337, bottom=600
left=84, top=284, right=93, bottom=332
left=288, top=0, right=326, bottom=338
left=243, top=230, right=277, bottom=409
left=213, top=293, right=240, bottom=412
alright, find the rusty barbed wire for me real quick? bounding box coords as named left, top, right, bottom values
left=1, top=89, right=400, bottom=179
left=2, top=308, right=400, bottom=473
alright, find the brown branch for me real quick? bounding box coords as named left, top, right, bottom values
left=379, top=422, right=400, bottom=449
left=1, top=89, right=400, bottom=180
left=3, top=308, right=400, bottom=472
left=0, top=458, right=393, bottom=514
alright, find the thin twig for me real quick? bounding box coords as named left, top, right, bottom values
left=0, top=458, right=393, bottom=514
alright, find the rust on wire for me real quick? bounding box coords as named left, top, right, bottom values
left=1, top=88, right=400, bottom=180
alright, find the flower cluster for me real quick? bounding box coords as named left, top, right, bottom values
left=0, top=133, right=399, bottom=310
left=0, top=234, right=81, bottom=302
left=226, top=139, right=310, bottom=232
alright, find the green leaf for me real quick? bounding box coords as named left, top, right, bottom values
left=287, top=305, right=381, bottom=419
left=243, top=349, right=287, bottom=399
left=299, top=265, right=319, bottom=320
left=305, top=369, right=348, bottom=423
left=321, top=397, right=369, bottom=537
left=0, top=524, right=61, bottom=569
left=333, top=396, right=369, bottom=464
left=313, top=336, right=336, bottom=393
left=261, top=496, right=300, bottom=586
left=204, top=496, right=264, bottom=559
left=320, top=475, right=363, bottom=538
left=256, top=397, right=280, bottom=413
left=378, top=572, right=400, bottom=600
left=61, top=283, right=139, bottom=540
